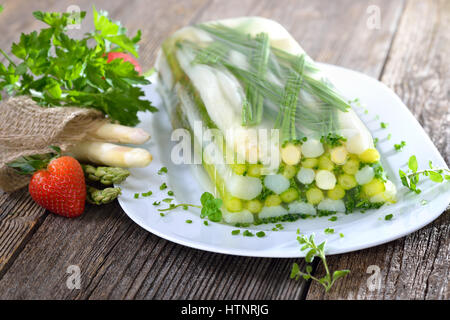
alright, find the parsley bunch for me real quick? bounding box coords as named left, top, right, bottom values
left=0, top=6, right=156, bottom=126
left=290, top=234, right=350, bottom=292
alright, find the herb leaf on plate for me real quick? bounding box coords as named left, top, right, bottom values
left=399, top=155, right=450, bottom=193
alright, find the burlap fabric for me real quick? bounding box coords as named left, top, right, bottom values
left=0, top=96, right=105, bottom=192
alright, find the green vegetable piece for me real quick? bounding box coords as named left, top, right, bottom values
left=87, top=186, right=121, bottom=205
left=82, top=164, right=130, bottom=185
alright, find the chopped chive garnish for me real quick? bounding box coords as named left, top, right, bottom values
left=324, top=228, right=334, bottom=234
left=394, top=141, right=406, bottom=151
left=203, top=221, right=209, bottom=226
left=387, top=133, right=392, bottom=140
left=134, top=193, right=139, bottom=199
left=385, top=214, right=393, bottom=221
left=373, top=138, right=379, bottom=147
left=160, top=213, right=165, bottom=217
left=162, top=198, right=173, bottom=203
left=243, top=230, right=254, bottom=237
left=160, top=183, right=167, bottom=190
left=142, top=191, right=152, bottom=197
left=328, top=216, right=338, bottom=222
left=256, top=231, right=266, bottom=238
left=339, top=233, right=344, bottom=238
left=231, top=230, right=240, bottom=235
left=157, top=167, right=168, bottom=175
left=185, top=220, right=192, bottom=224
left=380, top=122, right=388, bottom=129
left=167, top=190, right=174, bottom=196
left=153, top=201, right=161, bottom=206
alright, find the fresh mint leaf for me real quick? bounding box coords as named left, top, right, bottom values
left=408, top=156, right=418, bottom=173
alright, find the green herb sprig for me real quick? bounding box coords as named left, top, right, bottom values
left=290, top=234, right=350, bottom=292
left=399, top=156, right=450, bottom=194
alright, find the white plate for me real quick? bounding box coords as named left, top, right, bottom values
left=116, top=63, right=450, bottom=258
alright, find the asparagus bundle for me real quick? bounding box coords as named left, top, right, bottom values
left=156, top=17, right=396, bottom=224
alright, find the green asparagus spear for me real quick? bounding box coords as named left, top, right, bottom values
left=86, top=186, right=122, bottom=205
left=82, top=164, right=130, bottom=185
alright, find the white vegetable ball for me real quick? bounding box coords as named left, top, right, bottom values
left=297, top=167, right=315, bottom=185
left=227, top=175, right=263, bottom=200
left=315, top=170, right=337, bottom=190
left=264, top=174, right=290, bottom=194
left=222, top=209, right=254, bottom=224
left=317, top=199, right=346, bottom=213
left=259, top=206, right=288, bottom=219
left=288, top=201, right=317, bottom=215
left=355, top=166, right=375, bottom=185
left=301, top=139, right=324, bottom=158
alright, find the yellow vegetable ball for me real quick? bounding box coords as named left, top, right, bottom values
left=362, top=179, right=386, bottom=197
left=318, top=155, right=335, bottom=171
left=359, top=148, right=380, bottom=163
left=302, top=158, right=319, bottom=169
left=338, top=174, right=358, bottom=190
left=327, top=185, right=346, bottom=200
left=225, top=197, right=243, bottom=212
left=306, top=187, right=324, bottom=205
left=343, top=159, right=360, bottom=175
left=265, top=194, right=282, bottom=207
left=246, top=199, right=263, bottom=213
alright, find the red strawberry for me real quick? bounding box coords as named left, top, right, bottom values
left=29, top=156, right=86, bottom=218
left=106, top=52, right=142, bottom=74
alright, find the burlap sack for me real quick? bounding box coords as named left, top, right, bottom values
left=0, top=96, right=105, bottom=192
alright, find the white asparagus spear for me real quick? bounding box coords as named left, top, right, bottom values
left=69, top=141, right=152, bottom=168
left=88, top=123, right=150, bottom=145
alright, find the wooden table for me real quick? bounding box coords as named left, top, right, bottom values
left=0, top=0, right=448, bottom=300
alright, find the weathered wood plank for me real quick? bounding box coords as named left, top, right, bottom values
left=306, top=0, right=450, bottom=300
left=0, top=0, right=405, bottom=299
